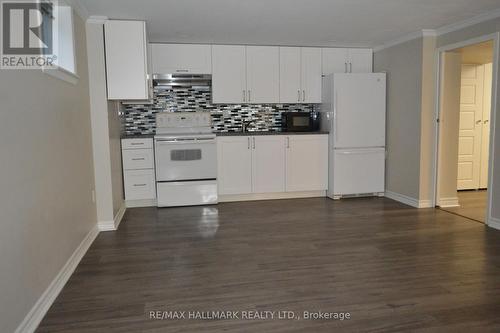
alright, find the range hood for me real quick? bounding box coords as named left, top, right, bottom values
left=152, top=74, right=211, bottom=87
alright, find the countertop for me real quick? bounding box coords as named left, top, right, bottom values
left=121, top=131, right=329, bottom=139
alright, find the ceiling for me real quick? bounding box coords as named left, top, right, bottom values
left=79, top=0, right=500, bottom=47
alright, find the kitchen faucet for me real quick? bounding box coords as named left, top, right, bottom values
left=242, top=120, right=255, bottom=132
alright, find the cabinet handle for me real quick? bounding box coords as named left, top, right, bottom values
left=176, top=69, right=189, bottom=72
left=247, top=137, right=250, bottom=149
left=349, top=63, right=352, bottom=73
left=345, top=62, right=348, bottom=73
left=131, top=158, right=145, bottom=161
left=130, top=143, right=144, bottom=146
left=243, top=90, right=246, bottom=102
left=253, top=137, right=256, bottom=149
left=133, top=183, right=147, bottom=187
left=302, top=90, right=305, bottom=102
left=298, top=90, right=301, bottom=102
left=248, top=90, right=251, bottom=102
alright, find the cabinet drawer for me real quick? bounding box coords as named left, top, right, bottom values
left=124, top=169, right=156, bottom=200
left=122, top=138, right=153, bottom=149
left=122, top=149, right=154, bottom=170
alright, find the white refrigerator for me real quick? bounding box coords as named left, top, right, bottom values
left=320, top=73, right=386, bottom=199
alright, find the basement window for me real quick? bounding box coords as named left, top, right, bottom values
left=42, top=2, right=78, bottom=84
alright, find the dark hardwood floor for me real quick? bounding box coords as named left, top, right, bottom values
left=440, top=190, right=488, bottom=223
left=37, top=197, right=500, bottom=332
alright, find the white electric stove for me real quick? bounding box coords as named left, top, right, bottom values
left=154, top=112, right=217, bottom=207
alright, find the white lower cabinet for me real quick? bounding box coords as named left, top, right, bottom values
left=217, top=136, right=253, bottom=195
left=286, top=135, right=329, bottom=191
left=217, top=134, right=328, bottom=197
left=122, top=138, right=156, bottom=203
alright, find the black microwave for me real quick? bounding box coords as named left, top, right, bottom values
left=281, top=112, right=320, bottom=132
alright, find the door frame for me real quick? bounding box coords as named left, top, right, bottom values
left=432, top=32, right=499, bottom=226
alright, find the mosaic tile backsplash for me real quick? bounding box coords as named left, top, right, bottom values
left=122, top=86, right=318, bottom=135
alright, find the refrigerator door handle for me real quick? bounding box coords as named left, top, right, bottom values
left=334, top=90, right=338, bottom=143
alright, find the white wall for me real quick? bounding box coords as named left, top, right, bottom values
left=86, top=20, right=124, bottom=226
left=0, top=12, right=97, bottom=333
left=374, top=38, right=424, bottom=200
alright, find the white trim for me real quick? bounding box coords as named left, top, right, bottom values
left=98, top=203, right=126, bottom=231
left=42, top=67, right=79, bottom=85
left=488, top=217, right=500, bottom=230
left=125, top=198, right=157, bottom=208
left=86, top=16, right=108, bottom=24
left=219, top=191, right=326, bottom=203
left=436, top=8, right=500, bottom=37
left=63, top=0, right=89, bottom=20
left=432, top=33, right=499, bottom=230
left=384, top=191, right=432, bottom=208
left=437, top=197, right=460, bottom=208
left=14, top=224, right=99, bottom=333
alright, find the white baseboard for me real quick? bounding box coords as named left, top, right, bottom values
left=437, top=197, right=460, bottom=208
left=125, top=198, right=156, bottom=208
left=384, top=191, right=432, bottom=208
left=488, top=217, right=500, bottom=230
left=15, top=224, right=99, bottom=333
left=219, top=191, right=326, bottom=203
left=98, top=202, right=126, bottom=231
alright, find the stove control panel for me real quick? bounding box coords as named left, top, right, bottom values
left=156, top=112, right=212, bottom=134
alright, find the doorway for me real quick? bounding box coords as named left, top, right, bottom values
left=436, top=39, right=496, bottom=224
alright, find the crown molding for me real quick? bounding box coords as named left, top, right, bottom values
left=373, top=30, right=434, bottom=52
left=86, top=16, right=109, bottom=24
left=436, top=7, right=500, bottom=36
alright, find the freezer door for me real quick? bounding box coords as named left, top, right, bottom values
left=333, top=74, right=386, bottom=148
left=331, top=148, right=385, bottom=196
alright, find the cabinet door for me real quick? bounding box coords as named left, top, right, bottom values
left=279, top=47, right=302, bottom=103
left=212, top=45, right=247, bottom=103
left=348, top=48, right=373, bottom=73
left=246, top=46, right=280, bottom=103
left=217, top=137, right=252, bottom=195
left=151, top=44, right=212, bottom=74
left=301, top=48, right=322, bottom=103
left=286, top=135, right=328, bottom=191
left=252, top=136, right=286, bottom=193
left=322, top=48, right=349, bottom=74
left=105, top=20, right=149, bottom=100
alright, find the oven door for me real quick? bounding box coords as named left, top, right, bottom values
left=154, top=137, right=217, bottom=182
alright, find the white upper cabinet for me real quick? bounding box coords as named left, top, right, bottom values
left=246, top=46, right=280, bottom=104
left=322, top=48, right=373, bottom=74
left=212, top=45, right=247, bottom=104
left=279, top=47, right=322, bottom=103
left=150, top=44, right=212, bottom=74
left=104, top=20, right=150, bottom=100
left=212, top=45, right=280, bottom=104
left=279, top=47, right=302, bottom=103
left=301, top=47, right=322, bottom=103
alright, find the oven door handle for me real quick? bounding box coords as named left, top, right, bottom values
left=155, top=139, right=216, bottom=144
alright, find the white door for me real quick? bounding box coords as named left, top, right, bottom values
left=150, top=44, right=212, bottom=74
left=322, top=48, right=349, bottom=74
left=246, top=46, right=280, bottom=103
left=104, top=20, right=149, bottom=100
left=217, top=136, right=252, bottom=195
left=333, top=74, right=386, bottom=148
left=279, top=47, right=302, bottom=103
left=212, top=45, right=246, bottom=103
left=348, top=49, right=373, bottom=73
left=252, top=136, right=286, bottom=193
left=285, top=135, right=328, bottom=192
left=457, top=64, right=484, bottom=190
left=480, top=63, right=492, bottom=189
left=301, top=48, right=322, bottom=103
left=331, top=148, right=385, bottom=196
